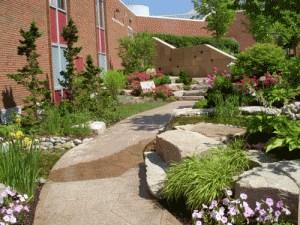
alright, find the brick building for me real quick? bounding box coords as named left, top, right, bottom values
left=0, top=0, right=299, bottom=113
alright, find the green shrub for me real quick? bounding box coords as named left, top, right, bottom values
left=175, top=78, right=183, bottom=83
left=153, top=75, right=171, bottom=86
left=102, top=70, right=127, bottom=100
left=205, top=75, right=240, bottom=108
left=193, top=99, right=208, bottom=109
left=176, top=70, right=192, bottom=85
left=280, top=56, right=300, bottom=89
left=184, top=85, right=191, bottom=90
left=230, top=43, right=287, bottom=81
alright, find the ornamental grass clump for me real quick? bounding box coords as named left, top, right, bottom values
left=160, top=136, right=250, bottom=214
left=0, top=131, right=41, bottom=205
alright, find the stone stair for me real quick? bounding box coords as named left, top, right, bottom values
left=167, top=76, right=210, bottom=101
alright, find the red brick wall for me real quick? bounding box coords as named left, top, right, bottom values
left=0, top=0, right=53, bottom=109
left=69, top=0, right=98, bottom=69
left=224, top=11, right=256, bottom=52
left=136, top=16, right=213, bottom=37
left=105, top=0, right=137, bottom=71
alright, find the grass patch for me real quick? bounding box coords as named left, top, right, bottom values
left=112, top=102, right=169, bottom=120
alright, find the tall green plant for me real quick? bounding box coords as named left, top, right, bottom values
left=116, top=31, right=158, bottom=75
left=6, top=21, right=52, bottom=126
left=192, top=0, right=237, bottom=49
left=73, top=55, right=104, bottom=110
left=58, top=18, right=82, bottom=103
left=102, top=70, right=127, bottom=100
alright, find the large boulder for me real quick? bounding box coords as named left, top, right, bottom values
left=144, top=151, right=169, bottom=199
left=155, top=130, right=226, bottom=165
left=233, top=160, right=300, bottom=224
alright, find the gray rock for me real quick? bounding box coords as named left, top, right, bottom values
left=73, top=139, right=82, bottom=145
left=234, top=160, right=300, bottom=224
left=155, top=130, right=226, bottom=165
left=70, top=142, right=76, bottom=148
left=144, top=151, right=169, bottom=199
left=295, top=102, right=300, bottom=107
left=41, top=142, right=53, bottom=147
left=62, top=142, right=72, bottom=149
left=61, top=140, right=66, bottom=144
left=54, top=144, right=62, bottom=150
left=49, top=138, right=55, bottom=143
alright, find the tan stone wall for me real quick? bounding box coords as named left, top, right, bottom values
left=153, top=38, right=237, bottom=77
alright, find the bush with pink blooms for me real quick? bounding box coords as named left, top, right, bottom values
left=203, top=67, right=240, bottom=108
left=127, top=71, right=163, bottom=85
left=141, top=85, right=174, bottom=100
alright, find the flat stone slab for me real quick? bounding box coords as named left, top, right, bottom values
left=155, top=130, right=226, bottom=165
left=178, top=96, right=205, bottom=101
left=234, top=160, right=300, bottom=224
left=144, top=151, right=169, bottom=199
left=182, top=90, right=206, bottom=96
left=174, top=123, right=247, bottom=142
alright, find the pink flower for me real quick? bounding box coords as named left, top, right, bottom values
left=203, top=78, right=206, bottom=82
left=207, top=75, right=211, bottom=78
left=224, top=70, right=227, bottom=73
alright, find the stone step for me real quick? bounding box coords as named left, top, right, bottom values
left=182, top=90, right=206, bottom=96
left=178, top=96, right=205, bottom=101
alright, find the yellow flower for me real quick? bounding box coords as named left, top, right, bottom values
left=9, top=133, right=15, bottom=138
left=15, top=131, right=24, bottom=139
left=24, top=137, right=31, bottom=147
left=15, top=118, right=21, bottom=124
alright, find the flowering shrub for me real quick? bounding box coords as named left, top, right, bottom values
left=192, top=187, right=291, bottom=225
left=203, top=67, right=240, bottom=108
left=0, top=186, right=30, bottom=224
left=140, top=85, right=174, bottom=100
left=127, top=71, right=163, bottom=84
left=130, top=81, right=143, bottom=96
left=140, top=87, right=156, bottom=98
left=148, top=86, right=174, bottom=100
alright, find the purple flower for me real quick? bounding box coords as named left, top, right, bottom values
left=266, top=198, right=274, bottom=207
left=226, top=190, right=232, bottom=196
left=222, top=198, right=230, bottom=206
left=240, top=193, right=247, bottom=200
left=259, top=209, right=267, bottom=216
left=276, top=200, right=283, bottom=208
left=274, top=210, right=281, bottom=217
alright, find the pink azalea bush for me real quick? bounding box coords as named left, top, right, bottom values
left=127, top=71, right=163, bottom=84
left=128, top=70, right=164, bottom=96
left=141, top=85, right=174, bottom=100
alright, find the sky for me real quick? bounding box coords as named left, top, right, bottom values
left=122, top=0, right=196, bottom=16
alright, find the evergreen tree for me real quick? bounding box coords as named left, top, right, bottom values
left=6, top=20, right=52, bottom=126
left=59, top=18, right=82, bottom=103
left=73, top=55, right=104, bottom=110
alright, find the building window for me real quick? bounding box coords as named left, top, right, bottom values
left=128, top=27, right=133, bottom=38
left=50, top=0, right=66, bottom=11
left=57, top=0, right=65, bottom=10
left=96, top=0, right=105, bottom=29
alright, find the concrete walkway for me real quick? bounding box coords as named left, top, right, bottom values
left=34, top=101, right=197, bottom=225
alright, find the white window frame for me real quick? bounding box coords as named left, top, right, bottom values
left=49, top=0, right=67, bottom=13
left=96, top=0, right=105, bottom=30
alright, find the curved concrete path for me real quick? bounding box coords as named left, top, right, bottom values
left=34, top=101, right=196, bottom=225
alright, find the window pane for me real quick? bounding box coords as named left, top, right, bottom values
left=100, top=1, right=104, bottom=28
left=50, top=0, right=56, bottom=7
left=96, top=0, right=100, bottom=27
left=58, top=0, right=65, bottom=10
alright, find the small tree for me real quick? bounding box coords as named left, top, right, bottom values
left=6, top=21, right=52, bottom=126
left=58, top=18, right=82, bottom=103
left=116, top=31, right=158, bottom=75
left=192, top=0, right=237, bottom=49
left=73, top=55, right=104, bottom=110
